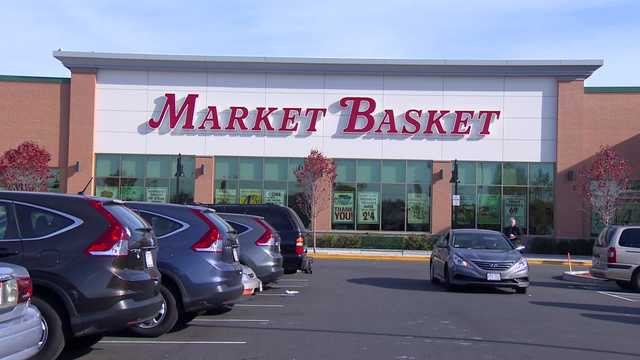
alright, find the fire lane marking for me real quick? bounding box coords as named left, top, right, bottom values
left=598, top=291, right=636, bottom=302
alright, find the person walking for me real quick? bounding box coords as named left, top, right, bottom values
left=504, top=217, right=522, bottom=244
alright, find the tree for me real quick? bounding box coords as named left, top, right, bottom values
left=295, top=150, right=337, bottom=253
left=0, top=141, right=52, bottom=192
left=580, top=146, right=631, bottom=229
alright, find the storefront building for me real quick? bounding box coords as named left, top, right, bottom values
left=1, top=51, right=639, bottom=239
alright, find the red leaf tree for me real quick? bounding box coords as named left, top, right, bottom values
left=580, top=146, right=631, bottom=228
left=0, top=141, right=52, bottom=192
left=295, top=150, right=337, bottom=252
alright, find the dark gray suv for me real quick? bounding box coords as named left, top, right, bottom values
left=218, top=213, right=284, bottom=284
left=125, top=202, right=243, bottom=336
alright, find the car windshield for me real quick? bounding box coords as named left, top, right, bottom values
left=452, top=232, right=513, bottom=250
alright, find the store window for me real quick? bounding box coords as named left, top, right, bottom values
left=333, top=159, right=432, bottom=232
left=452, top=162, right=554, bottom=235
left=95, top=154, right=195, bottom=203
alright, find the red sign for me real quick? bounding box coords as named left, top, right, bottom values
left=148, top=93, right=500, bottom=136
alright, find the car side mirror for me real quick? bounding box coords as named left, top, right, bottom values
left=515, top=245, right=525, bottom=252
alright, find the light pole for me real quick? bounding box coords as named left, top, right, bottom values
left=450, top=159, right=459, bottom=228
left=175, top=153, right=184, bottom=203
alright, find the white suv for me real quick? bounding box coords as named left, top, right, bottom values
left=591, top=225, right=640, bottom=290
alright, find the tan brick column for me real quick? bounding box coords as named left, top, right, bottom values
left=194, top=156, right=214, bottom=204
left=555, top=80, right=586, bottom=238
left=66, top=70, right=96, bottom=194
left=432, top=161, right=452, bottom=234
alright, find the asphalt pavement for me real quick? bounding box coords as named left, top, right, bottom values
left=61, top=260, right=640, bottom=360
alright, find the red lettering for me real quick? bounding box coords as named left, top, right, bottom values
left=375, top=109, right=398, bottom=133
left=424, top=110, right=448, bottom=135
left=226, top=106, right=249, bottom=130
left=339, top=97, right=376, bottom=133
left=148, top=93, right=199, bottom=129
left=304, top=108, right=327, bottom=132
left=402, top=109, right=422, bottom=134
left=452, top=110, right=474, bottom=135
left=252, top=107, right=277, bottom=131
left=279, top=108, right=301, bottom=131
left=197, top=106, right=221, bottom=130
left=477, top=110, right=500, bottom=135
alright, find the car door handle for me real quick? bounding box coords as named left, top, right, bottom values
left=0, top=249, right=19, bottom=258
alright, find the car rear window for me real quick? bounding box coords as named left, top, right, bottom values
left=226, top=221, right=250, bottom=235
left=619, top=228, right=640, bottom=248
left=138, top=212, right=183, bottom=237
left=105, top=204, right=149, bottom=230
left=15, top=204, right=74, bottom=238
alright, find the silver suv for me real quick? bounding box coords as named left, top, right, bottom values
left=591, top=225, right=640, bottom=290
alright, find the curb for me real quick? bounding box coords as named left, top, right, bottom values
left=562, top=271, right=607, bottom=284
left=309, top=253, right=592, bottom=266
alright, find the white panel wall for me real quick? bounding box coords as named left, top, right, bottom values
left=95, top=70, right=557, bottom=162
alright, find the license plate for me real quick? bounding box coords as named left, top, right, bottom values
left=232, top=248, right=239, bottom=262
left=144, top=251, right=154, bottom=268
left=487, top=273, right=501, bottom=281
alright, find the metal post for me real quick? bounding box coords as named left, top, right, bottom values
left=175, top=153, right=184, bottom=204
left=450, top=159, right=459, bottom=228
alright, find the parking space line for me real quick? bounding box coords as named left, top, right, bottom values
left=257, top=293, right=296, bottom=296
left=99, top=340, right=246, bottom=345
left=269, top=285, right=307, bottom=288
left=598, top=291, right=636, bottom=302
left=236, top=304, right=284, bottom=308
left=278, top=279, right=309, bottom=282
left=192, top=319, right=270, bottom=322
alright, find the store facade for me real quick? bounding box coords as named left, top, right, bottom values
left=1, top=52, right=639, bottom=239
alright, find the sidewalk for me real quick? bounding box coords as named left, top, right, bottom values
left=309, top=248, right=592, bottom=266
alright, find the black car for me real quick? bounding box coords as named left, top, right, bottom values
left=0, top=192, right=162, bottom=360
left=125, top=202, right=244, bottom=336
left=208, top=204, right=311, bottom=274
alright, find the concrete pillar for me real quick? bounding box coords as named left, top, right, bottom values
left=194, top=156, right=214, bottom=204
left=66, top=70, right=96, bottom=194
left=432, top=161, right=452, bottom=234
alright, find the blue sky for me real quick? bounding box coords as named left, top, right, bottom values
left=1, top=0, right=639, bottom=85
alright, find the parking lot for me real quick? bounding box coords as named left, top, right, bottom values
left=62, top=259, right=640, bottom=360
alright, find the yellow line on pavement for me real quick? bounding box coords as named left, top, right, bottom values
left=309, top=253, right=592, bottom=266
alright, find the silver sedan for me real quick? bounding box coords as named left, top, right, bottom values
left=430, top=229, right=529, bottom=293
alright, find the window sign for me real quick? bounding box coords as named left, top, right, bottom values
left=215, top=188, right=237, bottom=204
left=146, top=187, right=168, bottom=203
left=333, top=191, right=354, bottom=224
left=407, top=192, right=428, bottom=224
left=96, top=185, right=118, bottom=198
left=503, top=194, right=526, bottom=227
left=357, top=192, right=379, bottom=224
left=264, top=189, right=286, bottom=205
left=478, top=194, right=500, bottom=225
left=121, top=186, right=145, bottom=201
left=240, top=189, right=262, bottom=204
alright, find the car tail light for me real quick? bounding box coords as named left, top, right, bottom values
left=16, top=277, right=32, bottom=303
left=0, top=277, right=18, bottom=308
left=295, top=236, right=305, bottom=255
left=191, top=210, right=223, bottom=253
left=255, top=219, right=275, bottom=247
left=607, top=247, right=617, bottom=263
left=86, top=200, right=129, bottom=256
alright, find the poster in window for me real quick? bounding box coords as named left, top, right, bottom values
left=215, top=188, right=237, bottom=204
left=478, top=194, right=500, bottom=225
left=357, top=192, right=379, bottom=224
left=96, top=185, right=118, bottom=199
left=503, top=194, right=526, bottom=227
left=146, top=187, right=168, bottom=203
left=240, top=189, right=262, bottom=204
left=264, top=190, right=285, bottom=205
left=333, top=192, right=354, bottom=224
left=407, top=192, right=429, bottom=224
left=121, top=186, right=144, bottom=201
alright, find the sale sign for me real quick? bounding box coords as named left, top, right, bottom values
left=358, top=192, right=379, bottom=224
left=333, top=192, right=354, bottom=224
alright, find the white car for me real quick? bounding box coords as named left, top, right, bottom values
left=0, top=263, right=44, bottom=360
left=241, top=265, right=262, bottom=296
left=591, top=225, right=640, bottom=290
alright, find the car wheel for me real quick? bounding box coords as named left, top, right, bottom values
left=430, top=262, right=439, bottom=284
left=31, top=296, right=66, bottom=360
left=443, top=265, right=455, bottom=291
left=616, top=280, right=633, bottom=290
left=66, top=334, right=103, bottom=350
left=284, top=267, right=298, bottom=274
left=129, top=285, right=179, bottom=337
left=516, top=287, right=528, bottom=294
left=631, top=270, right=640, bottom=292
